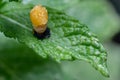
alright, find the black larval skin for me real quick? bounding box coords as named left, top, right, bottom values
left=34, top=27, right=51, bottom=40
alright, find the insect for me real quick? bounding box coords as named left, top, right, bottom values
left=30, top=5, right=50, bottom=39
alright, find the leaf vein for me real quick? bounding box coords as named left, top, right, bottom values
left=0, top=14, right=32, bottom=31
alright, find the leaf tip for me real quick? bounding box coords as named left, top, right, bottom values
left=96, top=64, right=110, bottom=77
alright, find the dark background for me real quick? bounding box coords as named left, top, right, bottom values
left=109, top=0, right=120, bottom=43
left=109, top=0, right=120, bottom=15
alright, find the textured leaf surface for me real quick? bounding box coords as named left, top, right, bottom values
left=28, top=0, right=120, bottom=41
left=0, top=2, right=109, bottom=76
left=62, top=42, right=120, bottom=80
left=0, top=33, right=72, bottom=80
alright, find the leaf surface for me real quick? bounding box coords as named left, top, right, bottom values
left=0, top=33, right=72, bottom=80
left=0, top=2, right=109, bottom=77
left=28, top=0, right=120, bottom=41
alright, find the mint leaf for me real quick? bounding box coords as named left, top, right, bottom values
left=0, top=2, right=109, bottom=77
left=0, top=33, right=72, bottom=80
left=28, top=0, right=120, bottom=41
left=0, top=52, right=69, bottom=80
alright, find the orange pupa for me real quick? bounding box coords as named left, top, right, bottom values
left=30, top=5, right=48, bottom=34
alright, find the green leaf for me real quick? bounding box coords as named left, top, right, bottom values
left=0, top=33, right=72, bottom=80
left=0, top=0, right=7, bottom=9
left=0, top=51, right=70, bottom=80
left=62, top=42, right=120, bottom=80
left=0, top=2, right=109, bottom=77
left=28, top=0, right=120, bottom=41
left=22, top=0, right=78, bottom=10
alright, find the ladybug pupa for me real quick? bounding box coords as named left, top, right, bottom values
left=30, top=5, right=50, bottom=39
